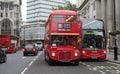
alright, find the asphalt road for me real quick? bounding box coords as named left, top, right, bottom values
left=0, top=51, right=120, bottom=74
left=0, top=50, right=37, bottom=74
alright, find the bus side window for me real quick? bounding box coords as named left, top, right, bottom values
left=11, top=43, right=15, bottom=47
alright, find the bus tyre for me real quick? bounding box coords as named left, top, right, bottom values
left=44, top=54, right=47, bottom=62
left=34, top=53, right=37, bottom=56
left=48, top=56, right=53, bottom=66
left=74, top=60, right=79, bottom=66
left=3, top=56, right=7, bottom=63
left=23, top=53, right=26, bottom=56
left=98, top=59, right=105, bottom=62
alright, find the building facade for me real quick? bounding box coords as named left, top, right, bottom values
left=27, top=0, right=67, bottom=22
left=0, top=0, right=22, bottom=46
left=23, top=0, right=67, bottom=44
left=20, top=22, right=45, bottom=45
left=76, top=0, right=120, bottom=53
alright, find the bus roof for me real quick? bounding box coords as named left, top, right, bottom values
left=50, top=10, right=77, bottom=15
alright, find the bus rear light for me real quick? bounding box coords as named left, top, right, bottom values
left=8, top=47, right=10, bottom=49
left=22, top=49, right=25, bottom=52
left=82, top=51, right=85, bottom=54
left=103, top=50, right=106, bottom=54
left=32, top=49, right=36, bottom=52
left=74, top=47, right=76, bottom=49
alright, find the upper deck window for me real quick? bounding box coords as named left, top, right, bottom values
left=52, top=15, right=76, bottom=23
left=52, top=15, right=64, bottom=22
left=65, top=15, right=76, bottom=22
left=82, top=19, right=104, bottom=29
left=0, top=35, right=7, bottom=38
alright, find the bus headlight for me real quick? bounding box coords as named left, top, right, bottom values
left=74, top=53, right=78, bottom=56
left=52, top=52, right=55, bottom=57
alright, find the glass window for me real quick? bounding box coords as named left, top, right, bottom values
left=6, top=13, right=8, bottom=17
left=83, top=35, right=105, bottom=50
left=51, top=35, right=76, bottom=46
left=0, top=2, right=2, bottom=10
left=82, top=19, right=104, bottom=29
left=65, top=15, right=76, bottom=22
left=0, top=35, right=7, bottom=38
left=1, top=13, right=3, bottom=17
left=9, top=2, right=13, bottom=10
left=52, top=15, right=64, bottom=22
left=5, top=2, right=8, bottom=8
left=10, top=12, right=12, bottom=18
left=25, top=45, right=34, bottom=49
left=1, top=2, right=4, bottom=10
left=82, top=30, right=105, bottom=50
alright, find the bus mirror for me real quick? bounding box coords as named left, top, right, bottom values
left=47, top=37, right=49, bottom=40
left=78, top=38, right=81, bottom=43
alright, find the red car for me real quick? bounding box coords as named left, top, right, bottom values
left=22, top=44, right=38, bottom=56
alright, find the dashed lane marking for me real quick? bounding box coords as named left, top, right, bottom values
left=22, top=57, right=27, bottom=59
left=20, top=51, right=43, bottom=74
left=107, top=61, right=120, bottom=66
left=21, top=67, right=28, bottom=74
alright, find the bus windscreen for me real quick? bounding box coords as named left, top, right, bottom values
left=82, top=19, right=104, bottom=29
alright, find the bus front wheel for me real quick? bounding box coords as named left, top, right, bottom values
left=74, top=60, right=79, bottom=66
left=48, top=56, right=53, bottom=66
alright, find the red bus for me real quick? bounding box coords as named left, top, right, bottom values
left=79, top=18, right=107, bottom=60
left=44, top=10, right=80, bottom=65
left=0, top=34, right=18, bottom=53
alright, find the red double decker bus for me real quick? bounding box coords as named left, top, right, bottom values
left=0, top=34, right=18, bottom=53
left=44, top=10, right=80, bottom=65
left=79, top=18, right=107, bottom=60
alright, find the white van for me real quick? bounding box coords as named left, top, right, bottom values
left=36, top=41, right=43, bottom=51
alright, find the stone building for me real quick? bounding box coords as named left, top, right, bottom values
left=0, top=0, right=22, bottom=46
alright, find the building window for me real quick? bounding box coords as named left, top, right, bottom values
left=1, top=13, right=3, bottom=17
left=6, top=13, right=8, bottom=17
left=9, top=2, right=13, bottom=10
left=93, top=2, right=95, bottom=10
left=1, top=2, right=4, bottom=10
left=1, top=19, right=11, bottom=34
left=5, top=2, right=8, bottom=8
left=0, top=2, right=1, bottom=10
left=10, top=12, right=12, bottom=18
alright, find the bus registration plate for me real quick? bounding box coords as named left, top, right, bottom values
left=1, top=48, right=7, bottom=51
left=92, top=56, right=97, bottom=59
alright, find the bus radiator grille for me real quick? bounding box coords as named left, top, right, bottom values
left=58, top=51, right=72, bottom=62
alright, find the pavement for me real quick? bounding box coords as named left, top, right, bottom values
left=106, top=51, right=120, bottom=64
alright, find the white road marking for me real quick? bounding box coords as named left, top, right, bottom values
left=107, top=61, right=120, bottom=66
left=80, top=61, right=120, bottom=74
left=21, top=67, right=28, bottom=74
left=22, top=57, right=27, bottom=59
left=21, top=51, right=43, bottom=74
left=99, top=71, right=106, bottom=74
left=28, top=61, right=33, bottom=66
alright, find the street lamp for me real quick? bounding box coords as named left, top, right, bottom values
left=23, top=27, right=25, bottom=46
left=113, top=0, right=118, bottom=60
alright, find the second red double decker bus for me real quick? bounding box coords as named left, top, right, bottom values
left=0, top=34, right=18, bottom=53
left=79, top=18, right=107, bottom=61
left=44, top=10, right=80, bottom=65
